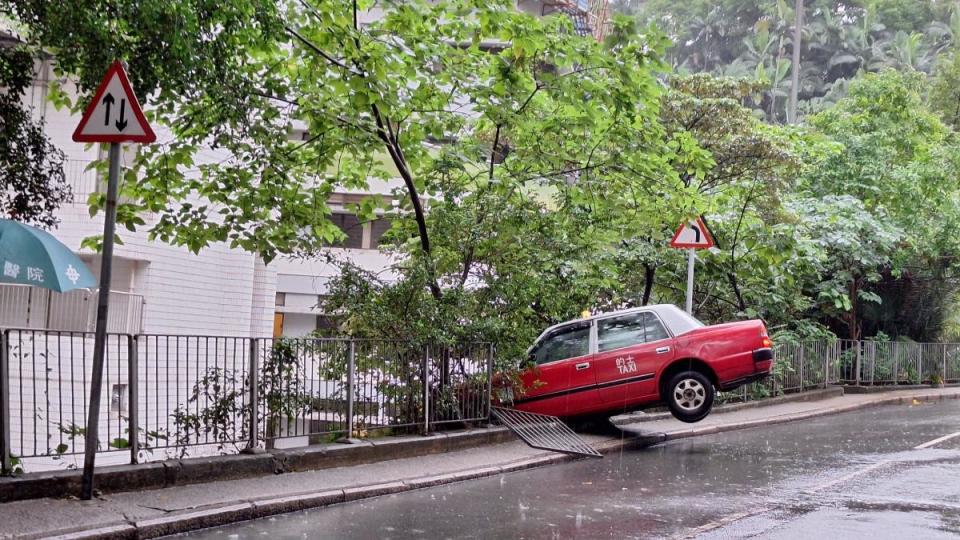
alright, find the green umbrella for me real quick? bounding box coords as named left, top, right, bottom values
left=0, top=219, right=97, bottom=292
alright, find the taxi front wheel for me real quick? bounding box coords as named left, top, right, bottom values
left=665, top=371, right=714, bottom=423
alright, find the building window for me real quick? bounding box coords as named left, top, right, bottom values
left=275, top=292, right=286, bottom=307
left=330, top=213, right=364, bottom=249
left=370, top=217, right=393, bottom=248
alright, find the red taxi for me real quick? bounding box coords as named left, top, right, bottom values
left=507, top=305, right=773, bottom=423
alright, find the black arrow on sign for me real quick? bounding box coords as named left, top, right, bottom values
left=691, top=225, right=701, bottom=243
left=115, top=98, right=128, bottom=131
left=102, top=93, right=115, bottom=126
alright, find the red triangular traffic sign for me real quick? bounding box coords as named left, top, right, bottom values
left=72, top=61, right=156, bottom=144
left=670, top=217, right=715, bottom=249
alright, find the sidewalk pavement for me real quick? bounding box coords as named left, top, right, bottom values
left=3, top=386, right=959, bottom=540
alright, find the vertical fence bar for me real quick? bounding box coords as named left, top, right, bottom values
left=893, top=342, right=900, bottom=385
left=346, top=340, right=356, bottom=440
left=1, top=330, right=10, bottom=475
left=854, top=341, right=861, bottom=386
left=486, top=343, right=494, bottom=422
left=798, top=347, right=805, bottom=391
left=128, top=335, right=139, bottom=464
left=247, top=338, right=259, bottom=449
left=423, top=344, right=431, bottom=435
left=944, top=344, right=949, bottom=385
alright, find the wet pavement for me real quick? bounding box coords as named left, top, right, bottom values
left=175, top=399, right=960, bottom=539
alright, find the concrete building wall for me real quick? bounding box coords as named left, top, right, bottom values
left=20, top=59, right=276, bottom=338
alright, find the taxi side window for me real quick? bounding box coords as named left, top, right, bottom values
left=532, top=324, right=591, bottom=365
left=643, top=313, right=670, bottom=342
left=598, top=313, right=645, bottom=352
left=598, top=312, right=670, bottom=352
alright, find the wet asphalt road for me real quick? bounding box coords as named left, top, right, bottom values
left=177, top=400, right=960, bottom=539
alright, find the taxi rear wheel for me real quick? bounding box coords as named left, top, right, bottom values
left=665, top=371, right=714, bottom=423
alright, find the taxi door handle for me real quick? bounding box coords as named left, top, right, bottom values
left=656, top=347, right=671, bottom=354
left=575, top=362, right=591, bottom=371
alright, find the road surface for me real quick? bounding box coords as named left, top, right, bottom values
left=175, top=399, right=960, bottom=539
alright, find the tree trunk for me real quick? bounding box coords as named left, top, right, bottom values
left=787, top=0, right=804, bottom=124
left=846, top=279, right=860, bottom=341
left=642, top=263, right=655, bottom=305
left=727, top=271, right=747, bottom=312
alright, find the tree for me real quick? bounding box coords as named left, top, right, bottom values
left=8, top=0, right=710, bottom=361
left=657, top=74, right=803, bottom=317
left=803, top=70, right=960, bottom=339
left=930, top=48, right=960, bottom=129
left=0, top=43, right=70, bottom=227
left=629, top=0, right=955, bottom=122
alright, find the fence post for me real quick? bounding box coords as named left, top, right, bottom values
left=127, top=335, right=139, bottom=465
left=798, top=346, right=805, bottom=392
left=422, top=344, right=431, bottom=435
left=1, top=330, right=10, bottom=476
left=247, top=338, right=259, bottom=450
left=893, top=342, right=900, bottom=385
left=854, top=341, right=861, bottom=386
left=486, top=343, right=494, bottom=420
left=944, top=344, right=949, bottom=384
left=346, top=340, right=355, bottom=440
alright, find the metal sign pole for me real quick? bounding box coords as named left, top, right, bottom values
left=685, top=248, right=695, bottom=314
left=80, top=142, right=121, bottom=500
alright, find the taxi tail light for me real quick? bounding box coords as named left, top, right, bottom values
left=760, top=324, right=772, bottom=348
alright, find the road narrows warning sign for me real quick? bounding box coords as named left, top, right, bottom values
left=72, top=61, right=156, bottom=143
left=670, top=217, right=715, bottom=249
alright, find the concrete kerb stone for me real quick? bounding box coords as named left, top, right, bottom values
left=610, top=386, right=845, bottom=426
left=135, top=503, right=257, bottom=539
left=249, top=489, right=345, bottom=516
left=650, top=389, right=960, bottom=445
left=41, top=523, right=137, bottom=540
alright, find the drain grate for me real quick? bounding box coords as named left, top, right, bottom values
left=491, top=406, right=603, bottom=458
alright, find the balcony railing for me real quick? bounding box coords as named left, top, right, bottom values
left=0, top=284, right=144, bottom=334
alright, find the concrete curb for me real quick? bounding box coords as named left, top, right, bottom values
left=610, top=386, right=845, bottom=425
left=15, top=389, right=960, bottom=539
left=628, top=389, right=960, bottom=446
left=0, top=427, right=515, bottom=504
left=842, top=383, right=960, bottom=394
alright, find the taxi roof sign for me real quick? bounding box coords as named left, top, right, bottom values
left=670, top=217, right=715, bottom=249
left=72, top=61, right=156, bottom=144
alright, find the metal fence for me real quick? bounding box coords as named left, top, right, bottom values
left=0, top=330, right=493, bottom=474
left=722, top=339, right=960, bottom=403
left=6, top=330, right=958, bottom=473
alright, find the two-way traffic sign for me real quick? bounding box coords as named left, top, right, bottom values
left=72, top=60, right=155, bottom=502
left=72, top=61, right=155, bottom=144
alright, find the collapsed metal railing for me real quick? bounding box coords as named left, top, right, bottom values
left=0, top=329, right=493, bottom=474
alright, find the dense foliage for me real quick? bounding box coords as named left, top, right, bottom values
left=0, top=43, right=70, bottom=227
left=7, top=0, right=960, bottom=363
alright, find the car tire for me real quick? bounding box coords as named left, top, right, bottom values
left=665, top=371, right=714, bottom=423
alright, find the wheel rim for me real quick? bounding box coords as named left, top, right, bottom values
left=673, top=378, right=706, bottom=412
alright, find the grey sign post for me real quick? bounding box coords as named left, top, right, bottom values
left=72, top=60, right=156, bottom=500
left=669, top=217, right=715, bottom=315
left=80, top=142, right=121, bottom=499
